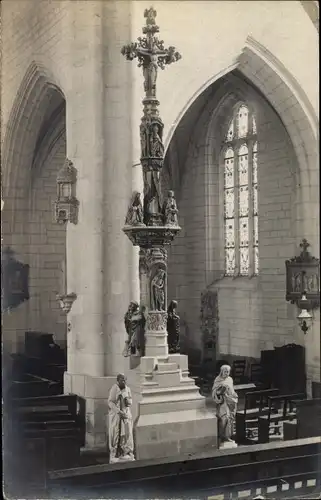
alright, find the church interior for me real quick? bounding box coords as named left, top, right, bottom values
left=1, top=0, right=320, bottom=498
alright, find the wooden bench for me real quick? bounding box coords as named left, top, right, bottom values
left=283, top=398, right=321, bottom=441
left=9, top=394, right=86, bottom=448
left=9, top=373, right=61, bottom=399
left=257, top=393, right=305, bottom=443
left=235, top=388, right=279, bottom=444
left=11, top=353, right=66, bottom=389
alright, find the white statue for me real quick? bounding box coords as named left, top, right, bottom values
left=212, top=364, right=238, bottom=447
left=108, top=374, right=135, bottom=463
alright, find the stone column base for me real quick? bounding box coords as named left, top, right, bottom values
left=64, top=372, right=115, bottom=451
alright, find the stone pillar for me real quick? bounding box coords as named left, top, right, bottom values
left=63, top=0, right=135, bottom=450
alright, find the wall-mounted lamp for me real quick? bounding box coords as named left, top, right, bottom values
left=297, top=292, right=313, bottom=334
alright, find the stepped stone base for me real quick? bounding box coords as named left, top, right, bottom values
left=133, top=352, right=218, bottom=460
left=135, top=408, right=218, bottom=460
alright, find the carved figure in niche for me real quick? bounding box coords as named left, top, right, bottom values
left=303, top=273, right=319, bottom=293
left=150, top=123, right=164, bottom=158
left=163, top=190, right=178, bottom=226
left=140, top=123, right=148, bottom=158
left=212, top=365, right=238, bottom=446
left=292, top=272, right=302, bottom=293
left=125, top=191, right=144, bottom=226
left=167, top=300, right=180, bottom=353
left=123, top=302, right=146, bottom=357
left=143, top=170, right=162, bottom=224
left=151, top=268, right=166, bottom=310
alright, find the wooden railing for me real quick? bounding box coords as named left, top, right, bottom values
left=46, top=437, right=321, bottom=499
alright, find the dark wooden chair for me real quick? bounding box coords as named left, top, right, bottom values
left=258, top=393, right=305, bottom=443
left=284, top=398, right=321, bottom=441
left=249, top=362, right=265, bottom=387
left=232, top=360, right=247, bottom=384
left=235, top=388, right=279, bottom=444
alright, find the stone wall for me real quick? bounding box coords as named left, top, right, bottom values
left=166, top=71, right=319, bottom=382
left=2, top=134, right=67, bottom=353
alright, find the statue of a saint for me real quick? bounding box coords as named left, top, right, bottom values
left=212, top=364, right=238, bottom=446
left=123, top=302, right=145, bottom=357
left=151, top=268, right=166, bottom=310
left=163, top=190, right=179, bottom=226
left=108, top=374, right=135, bottom=463
left=150, top=123, right=164, bottom=158
left=167, top=300, right=180, bottom=353
left=125, top=192, right=144, bottom=226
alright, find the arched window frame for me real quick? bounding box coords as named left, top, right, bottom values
left=221, top=102, right=259, bottom=278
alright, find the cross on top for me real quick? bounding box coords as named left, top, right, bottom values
left=300, top=239, right=310, bottom=254
left=121, top=7, right=182, bottom=99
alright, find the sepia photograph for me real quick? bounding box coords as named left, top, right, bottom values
left=1, top=0, right=320, bottom=498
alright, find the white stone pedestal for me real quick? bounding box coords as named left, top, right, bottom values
left=64, top=372, right=115, bottom=450
left=132, top=351, right=218, bottom=460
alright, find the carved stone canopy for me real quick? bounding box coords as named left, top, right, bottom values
left=123, top=225, right=181, bottom=248
left=285, top=239, right=320, bottom=310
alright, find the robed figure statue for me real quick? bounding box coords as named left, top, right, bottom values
left=212, top=364, right=238, bottom=446
left=123, top=302, right=146, bottom=357
left=167, top=300, right=180, bottom=353
left=108, top=374, right=135, bottom=463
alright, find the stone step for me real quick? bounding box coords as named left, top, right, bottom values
left=180, top=376, right=196, bottom=384
left=154, top=370, right=181, bottom=387
left=139, top=396, right=206, bottom=415
left=141, top=384, right=202, bottom=399
left=156, top=362, right=178, bottom=372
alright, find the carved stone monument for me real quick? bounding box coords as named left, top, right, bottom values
left=121, top=7, right=217, bottom=460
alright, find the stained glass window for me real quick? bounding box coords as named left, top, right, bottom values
left=237, top=105, right=248, bottom=138
left=223, top=105, right=259, bottom=276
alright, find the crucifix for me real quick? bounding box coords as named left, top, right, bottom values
left=121, top=7, right=181, bottom=99
left=122, top=7, right=182, bottom=228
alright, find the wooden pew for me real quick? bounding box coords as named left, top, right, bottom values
left=232, top=359, right=247, bottom=384
left=257, top=393, right=305, bottom=443
left=283, top=398, right=321, bottom=441
left=11, top=353, right=65, bottom=389
left=9, top=394, right=86, bottom=448
left=9, top=373, right=61, bottom=399
left=235, top=388, right=279, bottom=444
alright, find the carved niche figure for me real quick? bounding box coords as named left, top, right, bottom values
left=303, top=273, right=319, bottom=293
left=212, top=364, right=238, bottom=446
left=143, top=170, right=162, bottom=225
left=140, top=123, right=148, bottom=159
left=151, top=268, right=166, bottom=310
left=125, top=191, right=144, bottom=226
left=292, top=272, right=302, bottom=293
left=123, top=302, right=146, bottom=357
left=150, top=123, right=164, bottom=158
left=167, top=300, right=180, bottom=353
left=163, top=190, right=179, bottom=226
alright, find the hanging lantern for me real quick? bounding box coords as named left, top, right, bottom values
left=54, top=158, right=79, bottom=224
